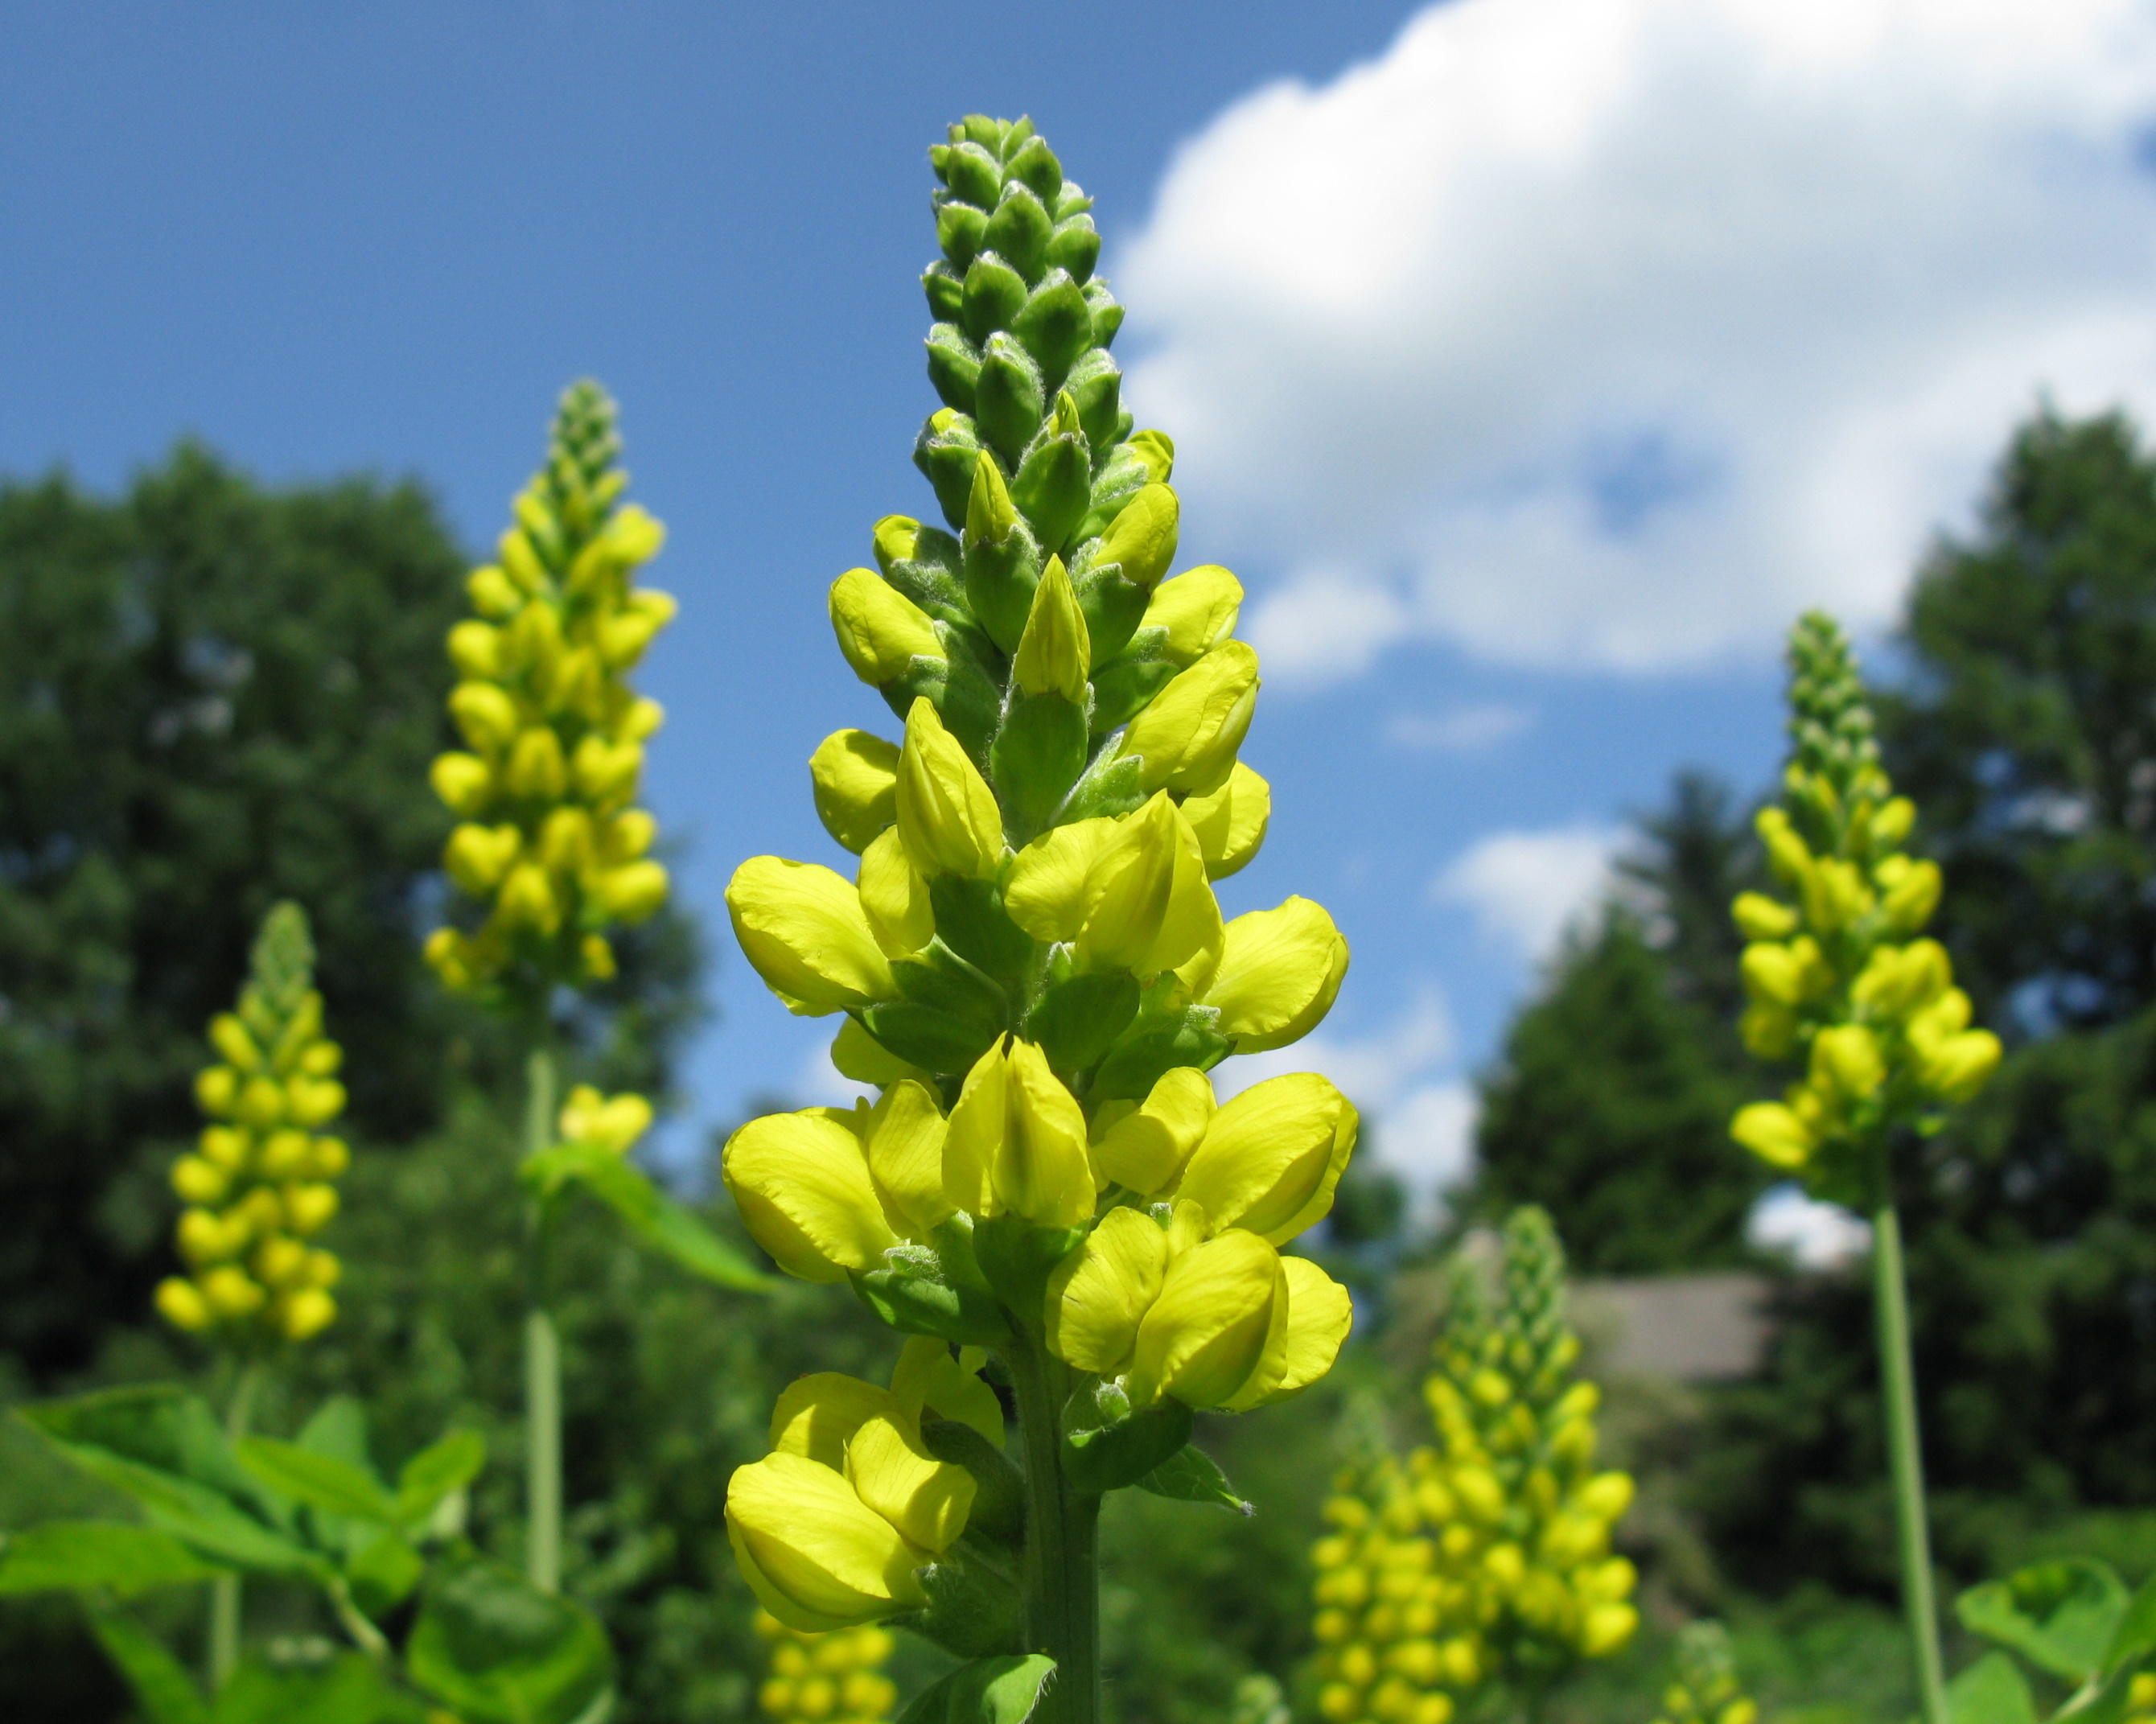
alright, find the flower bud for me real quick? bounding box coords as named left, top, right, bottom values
left=467, top=565, right=521, bottom=618
left=1917, top=1028, right=2002, bottom=1104
left=280, top=1288, right=337, bottom=1342
left=1012, top=556, right=1091, bottom=701
left=1853, top=939, right=1951, bottom=1017
left=1755, top=807, right=1813, bottom=890
left=1739, top=942, right=1805, bottom=1007
left=572, top=735, right=644, bottom=804
left=202, top=1265, right=265, bottom=1319
left=602, top=809, right=656, bottom=865
left=829, top=570, right=944, bottom=687
left=599, top=860, right=669, bottom=923
left=1125, top=1228, right=1288, bottom=1411
left=447, top=620, right=502, bottom=679
left=238, top=1076, right=286, bottom=1129
left=1878, top=855, right=1942, bottom=933
left=445, top=823, right=520, bottom=895
left=497, top=862, right=562, bottom=935
left=559, top=1084, right=654, bottom=1154
left=171, top=1156, right=228, bottom=1204
left=1074, top=794, right=1222, bottom=977
left=729, top=857, right=897, bottom=1015
left=504, top=727, right=567, bottom=801
left=856, top=829, right=936, bottom=958
left=1189, top=896, right=1348, bottom=1052
left=811, top=730, right=902, bottom=854
left=1811, top=1024, right=1883, bottom=1100
left=1175, top=1073, right=1357, bottom=1244
left=449, top=681, right=520, bottom=753
left=1119, top=642, right=1259, bottom=796
left=1870, top=796, right=1915, bottom=851
left=1730, top=1101, right=1814, bottom=1170
left=1142, top=566, right=1242, bottom=668
left=724, top=1108, right=903, bottom=1282
left=862, top=1080, right=956, bottom=1237
left=208, top=1014, right=259, bottom=1072
left=257, top=1128, right=311, bottom=1179
left=1576, top=1471, right=1636, bottom=1521
left=1092, top=1066, right=1216, bottom=1195
left=155, top=1278, right=213, bottom=1332
left=1181, top=762, right=1269, bottom=881
left=1044, top=1207, right=1171, bottom=1374
left=195, top=1067, right=239, bottom=1116
left=286, top=1183, right=339, bottom=1235
left=430, top=752, right=493, bottom=816
left=1581, top=1603, right=1638, bottom=1657
left=1730, top=891, right=1798, bottom=941
left=1092, top=483, right=1179, bottom=591
left=966, top=450, right=1020, bottom=545
left=942, top=1037, right=1096, bottom=1228
left=538, top=807, right=594, bottom=874
left=896, top=698, right=1005, bottom=879
left=286, top=1076, right=344, bottom=1129
left=726, top=1452, right=932, bottom=1632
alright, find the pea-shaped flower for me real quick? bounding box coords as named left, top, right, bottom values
left=730, top=857, right=898, bottom=1014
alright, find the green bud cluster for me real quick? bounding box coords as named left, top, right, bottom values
left=1648, top=1621, right=1756, bottom=1724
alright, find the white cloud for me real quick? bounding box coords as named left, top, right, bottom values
left=1433, top=822, right=1616, bottom=959
left=1119, top=0, right=2156, bottom=680
left=1747, top=1182, right=1873, bottom=1269
left=1385, top=702, right=1535, bottom=751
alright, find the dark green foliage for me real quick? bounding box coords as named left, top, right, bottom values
left=1463, top=773, right=1769, bottom=1272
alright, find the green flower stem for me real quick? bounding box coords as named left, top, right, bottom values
left=1872, top=1199, right=1948, bottom=1724
left=208, top=1360, right=262, bottom=1688
left=521, top=1045, right=562, bottom=1594
left=1007, top=1330, right=1100, bottom=1724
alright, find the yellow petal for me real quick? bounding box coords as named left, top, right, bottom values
left=1013, top=557, right=1091, bottom=701
left=1127, top=1228, right=1287, bottom=1411
left=728, top=857, right=895, bottom=1015
left=863, top=1080, right=956, bottom=1236
left=1044, top=1206, right=1171, bottom=1376
left=889, top=1337, right=1005, bottom=1450
left=1076, top=794, right=1219, bottom=976
left=1119, top=640, right=1258, bottom=796
left=1175, top=1073, right=1357, bottom=1245
left=1092, top=1067, right=1216, bottom=1196
left=942, top=1039, right=1096, bottom=1228
left=845, top=1413, right=976, bottom=1555
left=1005, top=818, right=1120, bottom=941
left=1093, top=483, right=1179, bottom=591
left=811, top=730, right=902, bottom=855
left=829, top=570, right=943, bottom=687
left=1730, top=1101, right=1813, bottom=1170
left=723, top=1109, right=900, bottom=1282
left=896, top=698, right=1004, bottom=879
left=726, top=1452, right=929, bottom=1631
left=857, top=829, right=936, bottom=959
left=1191, top=897, right=1348, bottom=1052
left=1142, top=565, right=1242, bottom=668
left=770, top=1373, right=901, bottom=1471
left=1181, top=762, right=1269, bottom=882
left=1249, top=1257, right=1353, bottom=1405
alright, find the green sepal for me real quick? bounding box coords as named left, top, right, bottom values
left=963, top=253, right=1028, bottom=344
left=936, top=201, right=990, bottom=273
left=1013, top=271, right=1092, bottom=392
left=899, top=1556, right=1027, bottom=1660
left=1061, top=1384, right=1191, bottom=1495
left=943, top=142, right=1002, bottom=208
left=1084, top=279, right=1125, bottom=348
left=853, top=1232, right=1010, bottom=1348
left=1056, top=746, right=1146, bottom=825
left=1088, top=647, right=1177, bottom=737
left=971, top=1213, right=1084, bottom=1319
left=858, top=1002, right=1002, bottom=1076
left=878, top=522, right=973, bottom=626
left=1091, top=1002, right=1229, bottom=1103
left=985, top=183, right=1051, bottom=283
left=895, top=1653, right=1057, bottom=1724
left=1136, top=1445, right=1253, bottom=1514
left=1006, top=134, right=1063, bottom=202
left=930, top=620, right=1007, bottom=764
left=929, top=876, right=1035, bottom=982
left=924, top=265, right=965, bottom=324
left=1010, top=422, right=1092, bottom=554
left=920, top=1419, right=1025, bottom=1549
left=1070, top=549, right=1152, bottom=668
left=1052, top=179, right=1092, bottom=218
left=915, top=412, right=985, bottom=531
left=405, top=1554, right=615, bottom=1724
left=1046, top=215, right=1100, bottom=286
left=991, top=690, right=1090, bottom=841
left=927, top=323, right=982, bottom=414
left=975, top=335, right=1045, bottom=469
left=963, top=524, right=1045, bottom=656
left=1072, top=442, right=1152, bottom=543
left=1024, top=969, right=1142, bottom=1080
left=1064, top=348, right=1121, bottom=449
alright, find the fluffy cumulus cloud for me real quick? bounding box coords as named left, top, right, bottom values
left=1432, top=822, right=1617, bottom=960
left=1118, top=0, right=2156, bottom=679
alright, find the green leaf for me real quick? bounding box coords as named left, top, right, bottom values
left=1064, top=1402, right=1193, bottom=1496
left=239, top=1436, right=397, bottom=1526
left=1957, top=1560, right=2129, bottom=1684
left=21, top=1386, right=274, bottom=1516
left=405, top=1554, right=615, bottom=1724
left=895, top=1653, right=1057, bottom=1724
left=2102, top=1573, right=2156, bottom=1679
left=534, top=1144, right=769, bottom=1291
left=297, top=1398, right=376, bottom=1474
left=25, top=1434, right=321, bottom=1577
left=344, top=1525, right=426, bottom=1619
left=394, top=1428, right=487, bottom=1527
left=212, top=1650, right=426, bottom=1724
left=0, top=1520, right=225, bottom=1595
left=1135, top=1445, right=1253, bottom=1515
left=84, top=1599, right=211, bottom=1724
left=1947, top=1651, right=2039, bottom=1724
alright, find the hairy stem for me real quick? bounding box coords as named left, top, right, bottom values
left=208, top=1361, right=263, bottom=1689
left=522, top=1045, right=562, bottom=1594
left=1006, top=1331, right=1100, bottom=1724
left=1873, top=1201, right=1948, bottom=1724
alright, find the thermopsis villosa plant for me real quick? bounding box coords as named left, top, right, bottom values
left=718, top=113, right=1357, bottom=1724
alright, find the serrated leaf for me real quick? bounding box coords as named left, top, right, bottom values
left=1136, top=1446, right=1252, bottom=1515
left=395, top=1428, right=487, bottom=1527
left=895, top=1653, right=1056, bottom=1724
left=406, top=1554, right=615, bottom=1724
left=84, top=1599, right=211, bottom=1724
left=0, top=1521, right=225, bottom=1595
left=239, top=1437, right=397, bottom=1526
left=1957, top=1560, right=2129, bottom=1684
left=1947, top=1651, right=2039, bottom=1724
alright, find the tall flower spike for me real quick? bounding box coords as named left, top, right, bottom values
left=425, top=380, right=676, bottom=1006
left=159, top=902, right=348, bottom=1347
left=755, top=1612, right=898, bottom=1724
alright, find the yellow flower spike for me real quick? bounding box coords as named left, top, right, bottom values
left=856, top=829, right=936, bottom=959
left=1181, top=761, right=1271, bottom=882
left=725, top=1451, right=933, bottom=1632
left=811, top=729, right=903, bottom=855
left=1811, top=1024, right=1885, bottom=1101
left=829, top=569, right=944, bottom=689
left=1188, top=896, right=1350, bottom=1053
left=598, top=859, right=669, bottom=924
left=862, top=1080, right=955, bottom=1238
left=1043, top=1205, right=1171, bottom=1374
left=155, top=1278, right=214, bottom=1333
left=722, top=1109, right=904, bottom=1282
left=1012, top=557, right=1091, bottom=702
left=1073, top=793, right=1221, bottom=977
left=1125, top=1227, right=1289, bottom=1410
left=1141, top=565, right=1243, bottom=669
left=941, top=1037, right=1097, bottom=1228
left=1090, top=1065, right=1216, bottom=1195
left=1174, top=1072, right=1358, bottom=1244
left=1119, top=640, right=1260, bottom=796
left=1879, top=855, right=1943, bottom=933
left=504, top=727, right=569, bottom=801
left=558, top=1085, right=654, bottom=1155
left=728, top=856, right=897, bottom=1015
left=895, top=697, right=1005, bottom=879
left=843, top=1413, right=976, bottom=1554
left=449, top=681, right=520, bottom=754
left=496, top=862, right=563, bottom=936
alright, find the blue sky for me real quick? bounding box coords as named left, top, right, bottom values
left=8, top=0, right=2154, bottom=1202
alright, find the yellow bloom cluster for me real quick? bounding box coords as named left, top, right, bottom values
left=720, top=114, right=1360, bottom=1638
left=557, top=1084, right=654, bottom=1155
left=157, top=903, right=346, bottom=1345
left=1648, top=1620, right=1755, bottom=1724
left=755, top=1611, right=898, bottom=1724
left=424, top=380, right=675, bottom=1000
left=729, top=1338, right=1004, bottom=1631
left=1311, top=1210, right=1636, bottom=1724
left=1729, top=614, right=2002, bottom=1198
left=2125, top=1672, right=2156, bottom=1724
